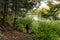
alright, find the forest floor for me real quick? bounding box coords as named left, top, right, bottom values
left=0, top=30, right=34, bottom=40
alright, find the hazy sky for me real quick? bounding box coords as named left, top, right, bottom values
left=33, top=0, right=60, bottom=10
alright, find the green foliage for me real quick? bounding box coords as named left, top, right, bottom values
left=17, top=24, right=25, bottom=32
left=30, top=21, right=60, bottom=40
left=30, top=21, right=39, bottom=33
left=33, top=4, right=60, bottom=20
left=16, top=17, right=33, bottom=32
left=33, top=8, right=49, bottom=18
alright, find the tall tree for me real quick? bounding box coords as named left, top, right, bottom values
left=12, top=0, right=36, bottom=28
left=1, top=0, right=9, bottom=26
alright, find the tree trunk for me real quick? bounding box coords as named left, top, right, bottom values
left=2, top=0, right=8, bottom=25
left=12, top=0, right=18, bottom=29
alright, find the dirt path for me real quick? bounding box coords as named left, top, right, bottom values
left=0, top=31, right=33, bottom=40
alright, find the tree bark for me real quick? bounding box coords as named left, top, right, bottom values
left=2, top=0, right=8, bottom=25
left=12, top=0, right=18, bottom=29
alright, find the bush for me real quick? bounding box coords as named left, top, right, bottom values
left=30, top=21, right=60, bottom=40
left=16, top=17, right=60, bottom=40
left=30, top=21, right=40, bottom=33
left=16, top=17, right=33, bottom=32
left=16, top=24, right=25, bottom=32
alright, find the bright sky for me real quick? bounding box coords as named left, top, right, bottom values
left=33, top=0, right=60, bottom=10
left=39, top=1, right=49, bottom=9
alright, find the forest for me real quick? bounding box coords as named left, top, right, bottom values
left=0, top=0, right=60, bottom=40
